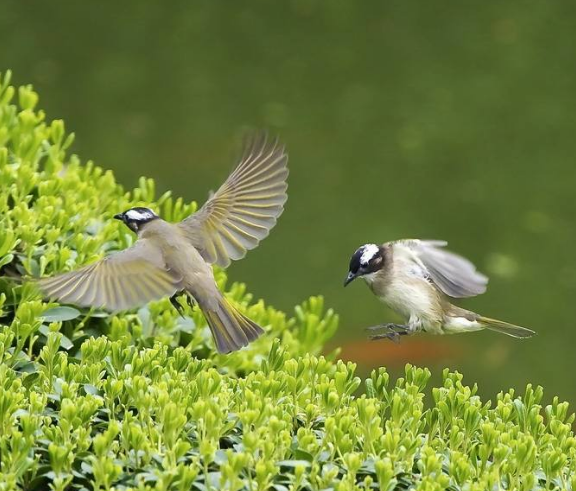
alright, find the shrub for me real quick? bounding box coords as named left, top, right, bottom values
left=0, top=70, right=575, bottom=490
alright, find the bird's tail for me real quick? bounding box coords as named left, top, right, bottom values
left=202, top=296, right=264, bottom=353
left=477, top=315, right=535, bottom=339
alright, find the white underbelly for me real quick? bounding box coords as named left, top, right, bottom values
left=443, top=316, right=483, bottom=333
left=371, top=277, right=442, bottom=333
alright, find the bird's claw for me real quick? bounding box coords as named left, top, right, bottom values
left=365, top=323, right=409, bottom=332
left=170, top=292, right=195, bottom=318
left=369, top=332, right=402, bottom=344
left=185, top=295, right=196, bottom=310
left=366, top=323, right=410, bottom=344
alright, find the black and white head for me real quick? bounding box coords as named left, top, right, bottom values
left=344, top=243, right=385, bottom=286
left=114, top=207, right=159, bottom=234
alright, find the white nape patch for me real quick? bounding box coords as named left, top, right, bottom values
left=360, top=244, right=379, bottom=265
left=125, top=208, right=156, bottom=221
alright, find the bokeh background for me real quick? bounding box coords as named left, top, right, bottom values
left=2, top=1, right=576, bottom=403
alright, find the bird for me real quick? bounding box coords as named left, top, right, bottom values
left=343, top=240, right=535, bottom=341
left=37, top=132, right=288, bottom=353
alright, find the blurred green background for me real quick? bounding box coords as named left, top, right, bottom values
left=2, top=1, right=576, bottom=403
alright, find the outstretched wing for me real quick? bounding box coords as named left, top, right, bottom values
left=395, top=239, right=488, bottom=298
left=37, top=239, right=183, bottom=311
left=178, top=132, right=288, bottom=268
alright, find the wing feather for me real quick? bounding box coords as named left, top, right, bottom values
left=37, top=239, right=183, bottom=312
left=178, top=132, right=288, bottom=267
left=396, top=239, right=488, bottom=298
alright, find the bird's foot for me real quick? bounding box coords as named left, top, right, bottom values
left=185, top=294, right=196, bottom=310
left=366, top=323, right=411, bottom=344
left=170, top=292, right=195, bottom=318
left=368, top=331, right=405, bottom=344
left=365, top=323, right=410, bottom=333
left=170, top=294, right=185, bottom=318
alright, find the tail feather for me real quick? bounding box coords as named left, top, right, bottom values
left=202, top=297, right=264, bottom=353
left=478, top=316, right=535, bottom=339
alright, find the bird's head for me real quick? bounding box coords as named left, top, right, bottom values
left=114, top=207, right=159, bottom=234
left=344, top=243, right=385, bottom=286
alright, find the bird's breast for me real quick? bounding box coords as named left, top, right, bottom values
left=367, top=271, right=443, bottom=323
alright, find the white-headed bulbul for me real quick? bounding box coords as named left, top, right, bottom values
left=344, top=240, right=535, bottom=340
left=38, top=133, right=288, bottom=353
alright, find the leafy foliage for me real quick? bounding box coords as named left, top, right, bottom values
left=1, top=70, right=575, bottom=490
left=0, top=69, right=338, bottom=372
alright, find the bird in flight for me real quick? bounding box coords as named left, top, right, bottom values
left=38, top=133, right=289, bottom=353
left=344, top=239, right=535, bottom=341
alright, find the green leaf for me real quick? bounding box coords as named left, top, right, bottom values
left=41, top=306, right=81, bottom=322
left=276, top=460, right=312, bottom=468
left=0, top=253, right=14, bottom=268
left=83, top=384, right=99, bottom=395
left=59, top=333, right=74, bottom=350
left=22, top=372, right=41, bottom=389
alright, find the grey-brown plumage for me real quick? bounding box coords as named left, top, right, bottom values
left=344, top=239, right=535, bottom=340
left=37, top=133, right=288, bottom=353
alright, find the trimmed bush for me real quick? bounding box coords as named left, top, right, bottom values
left=1, top=70, right=575, bottom=490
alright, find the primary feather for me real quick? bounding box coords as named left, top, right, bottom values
left=178, top=132, right=289, bottom=268
left=37, top=239, right=183, bottom=311
left=395, top=239, right=488, bottom=298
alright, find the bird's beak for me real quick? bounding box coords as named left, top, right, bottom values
left=344, top=271, right=357, bottom=287
left=113, top=213, right=124, bottom=221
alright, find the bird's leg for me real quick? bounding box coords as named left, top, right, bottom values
left=365, top=323, right=411, bottom=344
left=365, top=323, right=410, bottom=332
left=184, top=293, right=196, bottom=310
left=369, top=329, right=410, bottom=343
left=170, top=291, right=197, bottom=318
left=170, top=294, right=185, bottom=318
